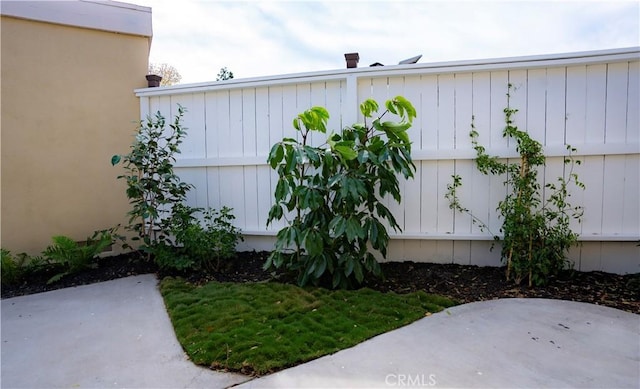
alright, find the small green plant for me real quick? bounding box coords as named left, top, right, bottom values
left=111, top=106, right=193, bottom=257
left=42, top=230, right=113, bottom=284
left=1, top=249, right=24, bottom=285
left=446, top=86, right=584, bottom=286
left=1, top=250, right=50, bottom=285
left=154, top=204, right=243, bottom=272
left=266, top=97, right=416, bottom=288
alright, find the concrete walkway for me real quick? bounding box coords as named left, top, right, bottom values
left=1, top=275, right=250, bottom=388
left=2, top=275, right=638, bottom=389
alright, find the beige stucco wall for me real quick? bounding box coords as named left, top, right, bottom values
left=1, top=15, right=149, bottom=255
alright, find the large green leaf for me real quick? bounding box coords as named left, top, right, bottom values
left=329, top=215, right=347, bottom=237
left=268, top=143, right=284, bottom=168
left=313, top=254, right=327, bottom=278
left=304, top=230, right=324, bottom=257
left=275, top=179, right=289, bottom=202
left=334, top=143, right=357, bottom=161
left=345, top=217, right=363, bottom=242
left=359, top=99, right=379, bottom=118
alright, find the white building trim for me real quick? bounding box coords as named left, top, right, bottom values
left=0, top=0, right=152, bottom=37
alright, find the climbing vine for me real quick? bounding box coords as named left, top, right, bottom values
left=446, top=86, right=585, bottom=286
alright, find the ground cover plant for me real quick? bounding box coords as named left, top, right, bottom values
left=159, top=277, right=456, bottom=375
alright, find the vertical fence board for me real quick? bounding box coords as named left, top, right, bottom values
left=437, top=74, right=455, bottom=150
left=420, top=74, right=439, bottom=150
left=204, top=91, right=219, bottom=158
left=627, top=61, right=640, bottom=144
left=171, top=93, right=206, bottom=158
left=420, top=161, right=438, bottom=232
left=622, top=155, right=640, bottom=235
left=403, top=75, right=423, bottom=146
left=508, top=69, right=528, bottom=135
left=601, top=155, right=626, bottom=235
left=453, top=159, right=474, bottom=234
left=572, top=156, right=604, bottom=236
left=453, top=240, right=471, bottom=265
left=605, top=62, right=629, bottom=144
left=282, top=85, right=298, bottom=141
left=296, top=83, right=311, bottom=113
left=470, top=241, right=502, bottom=267
left=268, top=86, right=284, bottom=147
left=401, top=76, right=422, bottom=234
left=527, top=68, right=547, bottom=143
left=546, top=67, right=567, bottom=147
left=578, top=241, right=602, bottom=271
left=153, top=95, right=171, bottom=119
left=243, top=165, right=259, bottom=231
left=206, top=167, right=221, bottom=210
left=542, top=156, right=567, bottom=211
left=218, top=166, right=246, bottom=228
left=585, top=64, right=607, bottom=144
left=242, top=88, right=257, bottom=157
left=178, top=167, right=208, bottom=211
left=470, top=72, right=492, bottom=235
left=436, top=160, right=455, bottom=233
left=228, top=90, right=244, bottom=157
left=489, top=71, right=510, bottom=149
left=404, top=163, right=422, bottom=233
left=216, top=91, right=232, bottom=157
left=469, top=160, right=492, bottom=235
left=580, top=156, right=605, bottom=235
left=566, top=65, right=587, bottom=145
left=255, top=87, right=271, bottom=156
left=472, top=72, right=491, bottom=149
left=455, top=73, right=473, bottom=151
left=387, top=77, right=405, bottom=110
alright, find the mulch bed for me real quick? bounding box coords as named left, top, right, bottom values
left=2, top=251, right=638, bottom=314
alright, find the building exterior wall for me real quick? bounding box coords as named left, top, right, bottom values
left=136, top=48, right=640, bottom=274
left=1, top=3, right=151, bottom=255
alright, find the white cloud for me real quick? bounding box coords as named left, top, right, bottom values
left=134, top=0, right=640, bottom=84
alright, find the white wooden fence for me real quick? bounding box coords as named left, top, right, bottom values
left=136, top=48, right=640, bottom=274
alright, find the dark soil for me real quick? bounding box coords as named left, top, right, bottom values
left=2, top=251, right=638, bottom=314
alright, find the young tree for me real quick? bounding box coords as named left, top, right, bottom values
left=148, top=63, right=182, bottom=86
left=216, top=67, right=234, bottom=81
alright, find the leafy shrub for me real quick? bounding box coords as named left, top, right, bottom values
left=153, top=205, right=243, bottom=272
left=42, top=230, right=113, bottom=284
left=2, top=249, right=22, bottom=285
left=2, top=249, right=50, bottom=285
left=111, top=106, right=193, bottom=256
left=266, top=97, right=416, bottom=288
left=446, top=86, right=584, bottom=286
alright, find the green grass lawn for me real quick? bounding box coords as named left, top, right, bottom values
left=160, top=278, right=457, bottom=375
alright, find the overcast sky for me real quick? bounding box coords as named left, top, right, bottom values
left=132, top=0, right=640, bottom=84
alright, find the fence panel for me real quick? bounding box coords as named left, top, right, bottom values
left=136, top=48, right=640, bottom=274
